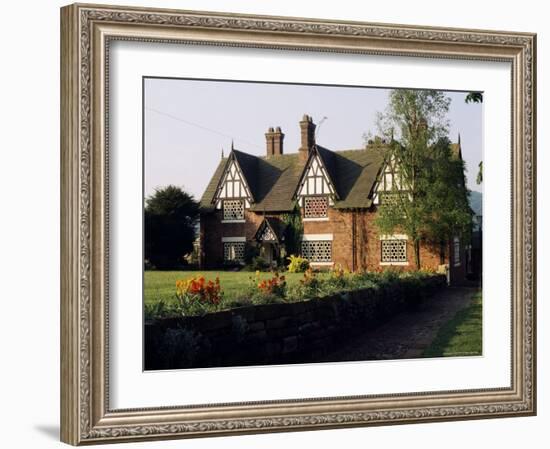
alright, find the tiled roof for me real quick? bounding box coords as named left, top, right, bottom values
left=200, top=144, right=388, bottom=212
left=199, top=158, right=227, bottom=212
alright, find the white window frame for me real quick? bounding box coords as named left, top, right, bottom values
left=379, top=234, right=408, bottom=266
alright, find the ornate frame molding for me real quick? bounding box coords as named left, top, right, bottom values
left=60, top=3, right=536, bottom=445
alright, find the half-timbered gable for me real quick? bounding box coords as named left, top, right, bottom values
left=254, top=217, right=285, bottom=244
left=296, top=149, right=337, bottom=200
left=373, top=155, right=408, bottom=205
left=257, top=222, right=277, bottom=242
left=294, top=148, right=338, bottom=220
left=212, top=151, right=254, bottom=221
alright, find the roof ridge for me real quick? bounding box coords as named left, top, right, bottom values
left=200, top=142, right=388, bottom=212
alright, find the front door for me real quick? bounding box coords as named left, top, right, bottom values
left=260, top=243, right=279, bottom=266
left=261, top=243, right=273, bottom=264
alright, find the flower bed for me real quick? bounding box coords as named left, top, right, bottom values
left=145, top=268, right=443, bottom=319
left=144, top=272, right=447, bottom=370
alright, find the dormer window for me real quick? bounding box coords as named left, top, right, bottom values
left=304, top=196, right=328, bottom=218
left=222, top=199, right=245, bottom=221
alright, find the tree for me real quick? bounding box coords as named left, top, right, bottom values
left=281, top=203, right=303, bottom=258
left=375, top=89, right=472, bottom=269
left=144, top=185, right=199, bottom=269
left=465, top=92, right=483, bottom=104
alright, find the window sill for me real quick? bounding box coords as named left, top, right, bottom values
left=380, top=262, right=409, bottom=266
left=310, top=261, right=334, bottom=266
left=303, top=217, right=329, bottom=222
left=221, top=219, right=245, bottom=223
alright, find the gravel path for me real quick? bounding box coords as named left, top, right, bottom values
left=316, top=287, right=479, bottom=362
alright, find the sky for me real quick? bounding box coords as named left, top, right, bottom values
left=144, top=78, right=483, bottom=200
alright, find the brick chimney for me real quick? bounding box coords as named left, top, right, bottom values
left=265, top=126, right=284, bottom=157
left=299, top=114, right=316, bottom=160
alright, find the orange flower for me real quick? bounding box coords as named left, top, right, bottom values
left=175, top=275, right=223, bottom=305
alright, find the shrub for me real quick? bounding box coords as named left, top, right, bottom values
left=222, top=297, right=254, bottom=309
left=175, top=275, right=223, bottom=315
left=325, top=264, right=348, bottom=289
left=256, top=272, right=287, bottom=298
left=252, top=293, right=286, bottom=305
left=243, top=242, right=260, bottom=264
left=287, top=268, right=322, bottom=300
left=250, top=256, right=270, bottom=271
left=144, top=299, right=181, bottom=320
left=287, top=254, right=310, bottom=273
left=239, top=271, right=288, bottom=305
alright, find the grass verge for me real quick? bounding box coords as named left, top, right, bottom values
left=422, top=291, right=482, bottom=357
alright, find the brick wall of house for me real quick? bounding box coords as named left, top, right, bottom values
left=201, top=205, right=461, bottom=282
left=302, top=207, right=445, bottom=273
left=200, top=210, right=270, bottom=268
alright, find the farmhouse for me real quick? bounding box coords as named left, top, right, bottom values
left=199, top=114, right=469, bottom=284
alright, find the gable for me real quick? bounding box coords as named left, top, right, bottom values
left=373, top=156, right=405, bottom=205
left=200, top=147, right=387, bottom=213
left=255, top=220, right=278, bottom=242
left=212, top=155, right=253, bottom=209
left=295, top=152, right=337, bottom=201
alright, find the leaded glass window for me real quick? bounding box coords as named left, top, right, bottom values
left=301, top=240, right=332, bottom=262
left=304, top=196, right=328, bottom=218
left=381, top=239, right=407, bottom=263
left=223, top=242, right=245, bottom=263
left=223, top=199, right=244, bottom=220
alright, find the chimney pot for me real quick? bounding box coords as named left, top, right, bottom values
left=299, top=114, right=316, bottom=160
left=265, top=126, right=284, bottom=157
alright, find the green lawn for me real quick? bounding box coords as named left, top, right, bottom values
left=144, top=270, right=326, bottom=306
left=423, top=291, right=482, bottom=357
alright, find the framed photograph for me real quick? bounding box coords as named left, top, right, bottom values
left=60, top=3, right=536, bottom=445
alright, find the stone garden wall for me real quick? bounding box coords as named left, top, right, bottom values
left=144, top=274, right=447, bottom=370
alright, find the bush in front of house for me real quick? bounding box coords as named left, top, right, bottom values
left=287, top=254, right=310, bottom=273
left=249, top=256, right=271, bottom=271
left=287, top=267, right=322, bottom=299
left=174, top=275, right=223, bottom=316
left=243, top=271, right=288, bottom=305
